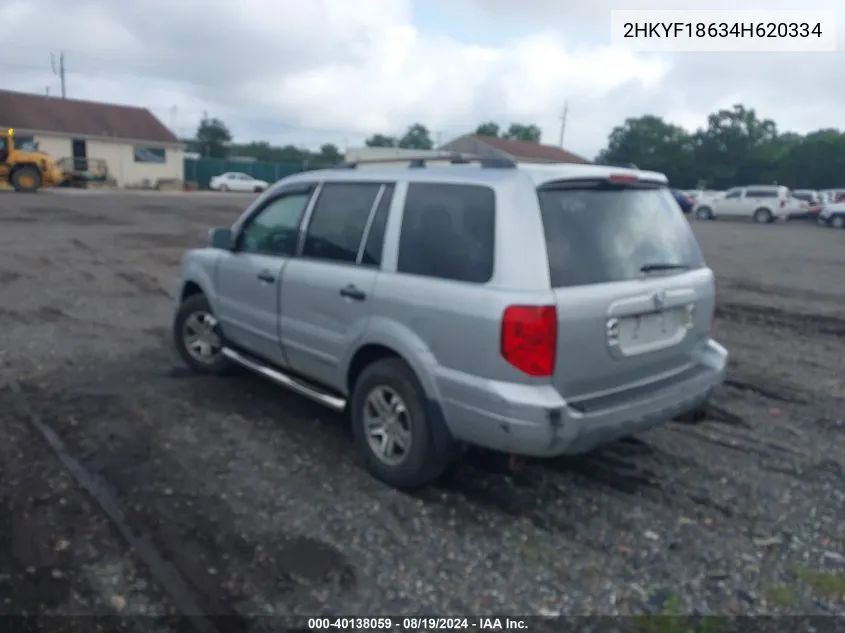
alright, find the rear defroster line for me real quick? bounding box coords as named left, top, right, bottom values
left=5, top=378, right=222, bottom=633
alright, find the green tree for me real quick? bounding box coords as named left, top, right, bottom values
left=398, top=123, right=434, bottom=150
left=694, top=104, right=779, bottom=188
left=195, top=114, right=232, bottom=159
left=596, top=115, right=697, bottom=187
left=777, top=129, right=845, bottom=189
left=475, top=122, right=500, bottom=137
left=593, top=104, right=845, bottom=190
left=365, top=134, right=397, bottom=147
left=234, top=141, right=311, bottom=165
left=318, top=143, right=342, bottom=165
left=502, top=123, right=542, bottom=143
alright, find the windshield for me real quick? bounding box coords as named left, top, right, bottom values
left=537, top=183, right=705, bottom=288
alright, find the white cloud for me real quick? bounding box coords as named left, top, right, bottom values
left=1, top=0, right=842, bottom=159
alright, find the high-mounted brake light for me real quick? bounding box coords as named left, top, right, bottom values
left=501, top=305, right=557, bottom=377
left=608, top=174, right=638, bottom=183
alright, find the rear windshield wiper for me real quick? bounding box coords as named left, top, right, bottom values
left=640, top=262, right=689, bottom=273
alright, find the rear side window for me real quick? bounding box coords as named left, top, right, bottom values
left=745, top=189, right=777, bottom=198
left=537, top=184, right=705, bottom=288
left=397, top=183, right=495, bottom=283
left=302, top=182, right=381, bottom=263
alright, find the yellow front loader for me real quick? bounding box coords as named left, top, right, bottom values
left=0, top=128, right=66, bottom=192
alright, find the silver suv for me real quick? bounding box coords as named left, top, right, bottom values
left=172, top=156, right=728, bottom=489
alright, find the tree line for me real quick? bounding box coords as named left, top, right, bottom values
left=185, top=116, right=343, bottom=168
left=597, top=104, right=845, bottom=190
left=186, top=116, right=546, bottom=167
left=363, top=121, right=542, bottom=149
left=187, top=107, right=845, bottom=190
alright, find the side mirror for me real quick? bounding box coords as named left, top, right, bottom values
left=208, top=227, right=233, bottom=250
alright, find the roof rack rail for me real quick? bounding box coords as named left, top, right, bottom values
left=335, top=153, right=517, bottom=170
left=597, top=161, right=639, bottom=169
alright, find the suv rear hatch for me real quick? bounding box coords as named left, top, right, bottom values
left=537, top=177, right=715, bottom=406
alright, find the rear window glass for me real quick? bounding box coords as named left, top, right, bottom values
left=537, top=184, right=705, bottom=288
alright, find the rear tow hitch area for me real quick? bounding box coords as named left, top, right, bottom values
left=675, top=404, right=709, bottom=423
left=508, top=455, right=527, bottom=472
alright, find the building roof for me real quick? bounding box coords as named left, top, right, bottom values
left=448, top=134, right=590, bottom=164
left=0, top=89, right=179, bottom=144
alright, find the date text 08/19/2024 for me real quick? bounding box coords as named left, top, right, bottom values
left=307, top=617, right=529, bottom=631
left=622, top=21, right=823, bottom=39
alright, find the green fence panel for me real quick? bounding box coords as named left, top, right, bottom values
left=183, top=158, right=307, bottom=190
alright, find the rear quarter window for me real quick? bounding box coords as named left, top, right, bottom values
left=537, top=184, right=705, bottom=288
left=397, top=183, right=495, bottom=283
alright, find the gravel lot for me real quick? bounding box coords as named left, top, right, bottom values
left=1, top=191, right=843, bottom=627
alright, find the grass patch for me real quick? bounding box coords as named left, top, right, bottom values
left=788, top=565, right=845, bottom=598
left=766, top=584, right=798, bottom=607
left=634, top=596, right=725, bottom=633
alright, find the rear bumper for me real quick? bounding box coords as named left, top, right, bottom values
left=436, top=339, right=728, bottom=457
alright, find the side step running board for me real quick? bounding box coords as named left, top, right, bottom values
left=221, top=347, right=346, bottom=411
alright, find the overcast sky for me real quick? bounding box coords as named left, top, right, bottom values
left=1, top=0, right=842, bottom=159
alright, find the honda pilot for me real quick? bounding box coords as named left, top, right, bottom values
left=172, top=156, right=729, bottom=489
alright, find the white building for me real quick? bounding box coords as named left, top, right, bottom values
left=0, top=89, right=184, bottom=188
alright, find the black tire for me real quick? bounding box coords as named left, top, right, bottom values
left=219, top=184, right=229, bottom=192
left=753, top=208, right=772, bottom=224
left=12, top=166, right=41, bottom=193
left=350, top=358, right=456, bottom=489
left=832, top=215, right=845, bottom=229
left=172, top=294, right=234, bottom=375
left=695, top=206, right=712, bottom=220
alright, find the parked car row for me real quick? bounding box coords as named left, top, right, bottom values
left=691, top=185, right=795, bottom=223
left=685, top=185, right=845, bottom=228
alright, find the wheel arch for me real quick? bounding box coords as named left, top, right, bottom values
left=180, top=280, right=205, bottom=302
left=343, top=319, right=442, bottom=401
left=345, top=339, right=458, bottom=463
left=9, top=162, right=41, bottom=181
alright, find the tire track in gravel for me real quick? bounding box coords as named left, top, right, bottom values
left=716, top=302, right=845, bottom=337
left=3, top=381, right=229, bottom=633
left=0, top=386, right=188, bottom=632
left=22, top=205, right=131, bottom=227
left=11, top=368, right=367, bottom=624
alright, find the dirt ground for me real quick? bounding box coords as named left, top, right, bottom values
left=0, top=191, right=843, bottom=629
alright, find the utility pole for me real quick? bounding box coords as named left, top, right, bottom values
left=558, top=101, right=568, bottom=148
left=51, top=52, right=66, bottom=98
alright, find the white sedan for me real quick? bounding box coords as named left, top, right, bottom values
left=209, top=172, right=269, bottom=193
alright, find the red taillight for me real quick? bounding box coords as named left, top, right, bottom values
left=501, top=305, right=557, bottom=377
left=608, top=174, right=638, bottom=183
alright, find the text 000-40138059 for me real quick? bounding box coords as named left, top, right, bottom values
left=609, top=9, right=837, bottom=52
